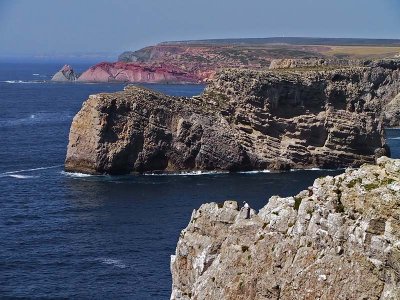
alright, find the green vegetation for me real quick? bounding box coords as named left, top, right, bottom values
left=294, top=196, right=302, bottom=211
left=347, top=178, right=362, bottom=188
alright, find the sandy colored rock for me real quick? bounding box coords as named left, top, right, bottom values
left=51, top=65, right=78, bottom=82
left=65, top=64, right=398, bottom=174
left=171, top=157, right=400, bottom=300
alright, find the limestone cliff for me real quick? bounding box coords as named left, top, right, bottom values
left=170, top=157, right=400, bottom=299
left=65, top=65, right=396, bottom=175
left=51, top=65, right=78, bottom=82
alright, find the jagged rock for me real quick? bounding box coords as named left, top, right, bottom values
left=384, top=93, right=400, bottom=127
left=65, top=65, right=397, bottom=175
left=170, top=157, right=400, bottom=300
left=269, top=58, right=369, bottom=69
left=51, top=65, right=78, bottom=82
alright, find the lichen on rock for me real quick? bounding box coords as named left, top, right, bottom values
left=170, top=157, right=400, bottom=300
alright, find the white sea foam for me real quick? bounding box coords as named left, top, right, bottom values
left=61, top=171, right=93, bottom=178
left=32, top=74, right=40, bottom=76
left=0, top=165, right=63, bottom=178
left=388, top=137, right=400, bottom=140
left=98, top=258, right=127, bottom=269
left=238, top=170, right=271, bottom=174
left=2, top=80, right=43, bottom=84
left=143, top=170, right=229, bottom=176
left=8, top=174, right=38, bottom=179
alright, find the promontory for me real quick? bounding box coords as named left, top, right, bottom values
left=65, top=61, right=400, bottom=174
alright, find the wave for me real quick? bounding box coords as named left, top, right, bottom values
left=61, top=166, right=341, bottom=179
left=0, top=112, right=73, bottom=128
left=32, top=74, right=40, bottom=76
left=0, top=165, right=63, bottom=178
left=143, top=170, right=230, bottom=176
left=238, top=170, right=271, bottom=174
left=1, top=80, right=45, bottom=84
left=8, top=174, right=39, bottom=179
left=388, top=137, right=400, bottom=140
left=61, top=171, right=94, bottom=178
left=97, top=258, right=127, bottom=269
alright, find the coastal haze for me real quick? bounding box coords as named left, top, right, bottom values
left=0, top=0, right=400, bottom=60
left=1, top=0, right=400, bottom=299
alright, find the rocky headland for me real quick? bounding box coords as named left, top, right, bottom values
left=170, top=156, right=400, bottom=299
left=53, top=38, right=400, bottom=84
left=65, top=61, right=400, bottom=175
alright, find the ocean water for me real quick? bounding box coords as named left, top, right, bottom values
left=0, top=63, right=399, bottom=299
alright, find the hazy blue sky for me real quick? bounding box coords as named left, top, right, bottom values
left=0, top=0, right=399, bottom=58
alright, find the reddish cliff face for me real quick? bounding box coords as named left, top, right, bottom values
left=70, top=39, right=400, bottom=84
left=77, top=62, right=200, bottom=83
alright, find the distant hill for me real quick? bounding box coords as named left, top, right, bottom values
left=160, top=37, right=400, bottom=47
left=75, top=37, right=400, bottom=84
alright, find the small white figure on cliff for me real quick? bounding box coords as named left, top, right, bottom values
left=243, top=201, right=251, bottom=219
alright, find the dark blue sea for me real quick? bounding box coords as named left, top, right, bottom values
left=1, top=63, right=399, bottom=299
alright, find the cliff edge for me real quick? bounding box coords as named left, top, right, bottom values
left=171, top=157, right=400, bottom=299
left=65, top=66, right=399, bottom=174
left=65, top=64, right=398, bottom=174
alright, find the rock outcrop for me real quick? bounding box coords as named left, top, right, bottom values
left=77, top=62, right=199, bottom=83
left=170, top=157, right=400, bottom=300
left=384, top=93, right=400, bottom=127
left=51, top=65, right=78, bottom=82
left=65, top=64, right=397, bottom=175
left=268, top=58, right=369, bottom=70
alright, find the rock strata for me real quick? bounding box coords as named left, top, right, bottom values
left=170, top=157, right=400, bottom=299
left=77, top=62, right=199, bottom=83
left=65, top=65, right=397, bottom=174
left=51, top=64, right=78, bottom=82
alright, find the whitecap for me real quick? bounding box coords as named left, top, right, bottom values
left=98, top=258, right=127, bottom=269
left=32, top=74, right=40, bottom=76
left=61, top=171, right=94, bottom=178
left=8, top=174, right=38, bottom=179
left=0, top=165, right=63, bottom=178
left=2, top=80, right=43, bottom=84
left=388, top=137, right=400, bottom=140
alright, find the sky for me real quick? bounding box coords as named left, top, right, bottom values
left=0, top=0, right=399, bottom=59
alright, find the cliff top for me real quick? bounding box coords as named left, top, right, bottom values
left=171, top=157, right=400, bottom=299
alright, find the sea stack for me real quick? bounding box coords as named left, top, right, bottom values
left=170, top=156, right=400, bottom=299
left=51, top=65, right=78, bottom=82
left=64, top=62, right=400, bottom=175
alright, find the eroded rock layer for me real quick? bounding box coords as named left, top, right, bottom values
left=77, top=62, right=199, bottom=83
left=170, top=157, right=400, bottom=300
left=51, top=64, right=78, bottom=82
left=65, top=65, right=396, bottom=175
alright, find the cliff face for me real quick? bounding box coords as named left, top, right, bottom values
left=51, top=65, right=78, bottom=82
left=77, top=62, right=199, bottom=83
left=209, top=60, right=400, bottom=127
left=170, top=157, right=400, bottom=299
left=65, top=65, right=395, bottom=175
